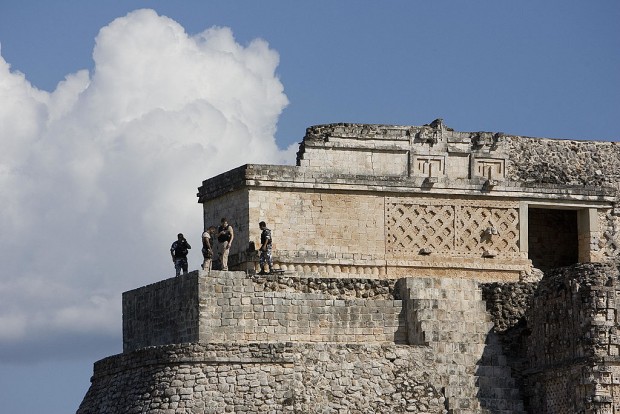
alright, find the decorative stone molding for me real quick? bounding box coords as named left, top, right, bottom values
left=412, top=155, right=445, bottom=178
left=472, top=157, right=506, bottom=180
left=198, top=121, right=618, bottom=283
left=386, top=198, right=520, bottom=259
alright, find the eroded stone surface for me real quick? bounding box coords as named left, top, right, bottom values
left=79, top=121, right=620, bottom=414
left=198, top=121, right=618, bottom=281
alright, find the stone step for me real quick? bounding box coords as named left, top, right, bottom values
left=477, top=386, right=523, bottom=400
left=475, top=364, right=515, bottom=379
left=419, top=319, right=493, bottom=334
left=406, top=278, right=526, bottom=414
left=444, top=394, right=482, bottom=411
left=478, top=397, right=526, bottom=412
left=436, top=356, right=483, bottom=368
left=424, top=330, right=492, bottom=344
left=405, top=278, right=482, bottom=295
left=411, top=299, right=488, bottom=313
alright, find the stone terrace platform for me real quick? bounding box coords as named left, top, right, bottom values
left=118, top=270, right=526, bottom=413
left=123, top=270, right=407, bottom=352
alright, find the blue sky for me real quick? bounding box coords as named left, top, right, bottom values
left=0, top=2, right=618, bottom=413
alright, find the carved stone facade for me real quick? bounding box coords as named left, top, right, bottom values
left=385, top=198, right=520, bottom=259
left=197, top=120, right=618, bottom=281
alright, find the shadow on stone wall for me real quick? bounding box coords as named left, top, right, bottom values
left=482, top=262, right=620, bottom=414
left=475, top=329, right=527, bottom=413
left=481, top=280, right=537, bottom=412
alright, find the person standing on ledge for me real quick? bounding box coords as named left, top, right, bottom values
left=258, top=221, right=273, bottom=275
left=171, top=233, right=191, bottom=276
left=217, top=218, right=234, bottom=271
left=201, top=226, right=216, bottom=272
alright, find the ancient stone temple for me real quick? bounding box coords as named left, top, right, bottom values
left=78, top=120, right=620, bottom=414
left=197, top=119, right=618, bottom=280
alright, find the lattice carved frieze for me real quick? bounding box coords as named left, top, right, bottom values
left=455, top=206, right=519, bottom=253
left=386, top=198, right=520, bottom=257
left=599, top=210, right=620, bottom=260
left=386, top=204, right=455, bottom=254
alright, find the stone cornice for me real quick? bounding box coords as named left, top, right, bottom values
left=197, top=164, right=615, bottom=205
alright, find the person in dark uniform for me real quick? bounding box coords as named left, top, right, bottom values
left=171, top=233, right=191, bottom=276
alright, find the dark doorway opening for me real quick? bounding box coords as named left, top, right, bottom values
left=528, top=208, right=578, bottom=272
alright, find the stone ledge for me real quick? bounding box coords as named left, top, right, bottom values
left=197, top=164, right=616, bottom=203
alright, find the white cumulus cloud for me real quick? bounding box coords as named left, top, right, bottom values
left=0, top=9, right=292, bottom=361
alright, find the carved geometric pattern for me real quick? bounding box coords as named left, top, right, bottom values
left=386, top=198, right=519, bottom=257
left=455, top=206, right=519, bottom=253
left=386, top=204, right=454, bottom=253
left=413, top=156, right=444, bottom=177
left=599, top=210, right=620, bottom=259
left=473, top=158, right=505, bottom=180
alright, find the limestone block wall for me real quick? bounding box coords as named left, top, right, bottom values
left=301, top=146, right=410, bottom=177
left=77, top=343, right=445, bottom=414
left=123, top=271, right=406, bottom=352
left=200, top=271, right=406, bottom=344
left=200, top=186, right=249, bottom=262
left=297, top=124, right=412, bottom=176
left=247, top=187, right=387, bottom=272
left=87, top=265, right=620, bottom=414
left=243, top=186, right=527, bottom=280
left=123, top=275, right=200, bottom=352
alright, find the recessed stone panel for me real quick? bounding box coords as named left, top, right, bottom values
left=472, top=157, right=506, bottom=180
left=412, top=155, right=445, bottom=178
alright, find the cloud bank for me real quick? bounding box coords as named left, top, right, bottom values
left=0, top=9, right=291, bottom=361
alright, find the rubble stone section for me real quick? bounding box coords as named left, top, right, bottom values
left=123, top=271, right=406, bottom=352
left=504, top=136, right=620, bottom=189
left=480, top=281, right=538, bottom=334
left=248, top=273, right=399, bottom=299
left=77, top=343, right=446, bottom=414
